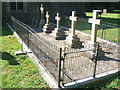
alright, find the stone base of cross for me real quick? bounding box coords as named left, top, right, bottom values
left=86, top=10, right=104, bottom=58
left=66, top=33, right=82, bottom=48
left=52, top=28, right=66, bottom=40
left=39, top=20, right=45, bottom=29
left=43, top=24, right=52, bottom=33
left=87, top=41, right=104, bottom=59
left=35, top=19, right=39, bottom=28
left=66, top=11, right=82, bottom=48
left=32, top=18, right=36, bottom=26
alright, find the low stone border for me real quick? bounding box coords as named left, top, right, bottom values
left=7, top=23, right=58, bottom=88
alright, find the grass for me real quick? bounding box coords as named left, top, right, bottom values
left=61, top=12, right=119, bottom=44
left=85, top=12, right=120, bottom=25
left=1, top=23, right=119, bottom=89
left=1, top=25, right=49, bottom=88
left=85, top=12, right=120, bottom=19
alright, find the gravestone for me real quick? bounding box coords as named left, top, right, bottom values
left=52, top=13, right=66, bottom=40
left=43, top=11, right=52, bottom=33
left=66, top=11, right=82, bottom=48
left=39, top=4, right=45, bottom=29
left=103, top=9, right=107, bottom=15
left=88, top=10, right=104, bottom=58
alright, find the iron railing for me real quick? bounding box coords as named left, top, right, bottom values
left=11, top=16, right=120, bottom=87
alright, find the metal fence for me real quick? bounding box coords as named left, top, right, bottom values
left=11, top=16, right=61, bottom=87
left=11, top=16, right=119, bottom=87
left=60, top=44, right=119, bottom=85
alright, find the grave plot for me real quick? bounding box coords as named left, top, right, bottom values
left=29, top=9, right=119, bottom=86
left=11, top=5, right=120, bottom=88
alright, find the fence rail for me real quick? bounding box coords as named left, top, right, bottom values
left=11, top=16, right=119, bottom=87
left=11, top=16, right=61, bottom=87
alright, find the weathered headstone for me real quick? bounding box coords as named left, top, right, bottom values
left=52, top=13, right=66, bottom=40
left=88, top=10, right=104, bottom=58
left=66, top=11, right=82, bottom=47
left=43, top=11, right=52, bottom=33
left=39, top=4, right=45, bottom=29
left=103, top=9, right=107, bottom=15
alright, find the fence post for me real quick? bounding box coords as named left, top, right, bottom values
left=28, top=30, right=29, bottom=48
left=58, top=48, right=62, bottom=88
left=93, top=43, right=99, bottom=78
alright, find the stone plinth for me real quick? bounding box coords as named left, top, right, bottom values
left=43, top=24, right=52, bottom=33
left=52, top=28, right=66, bottom=40
left=86, top=41, right=105, bottom=59
left=66, top=33, right=82, bottom=47
left=66, top=11, right=82, bottom=48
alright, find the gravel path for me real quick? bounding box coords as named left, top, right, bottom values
left=30, top=26, right=120, bottom=83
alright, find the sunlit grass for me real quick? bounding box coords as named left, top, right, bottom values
left=86, top=12, right=120, bottom=19
left=61, top=18, right=119, bottom=44
left=1, top=25, right=49, bottom=88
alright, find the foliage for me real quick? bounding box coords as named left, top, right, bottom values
left=1, top=25, right=49, bottom=88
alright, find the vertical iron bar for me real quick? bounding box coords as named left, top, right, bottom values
left=58, top=48, right=62, bottom=88
left=28, top=30, right=29, bottom=48
left=93, top=43, right=99, bottom=78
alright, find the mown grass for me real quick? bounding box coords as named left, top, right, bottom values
left=86, top=12, right=120, bottom=19
left=61, top=12, right=119, bottom=44
left=85, top=12, right=120, bottom=25
left=1, top=24, right=119, bottom=89
left=1, top=25, right=49, bottom=88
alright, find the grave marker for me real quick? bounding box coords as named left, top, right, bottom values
left=43, top=11, right=52, bottom=33
left=66, top=11, right=82, bottom=47
left=103, top=9, right=107, bottom=15
left=87, top=10, right=104, bottom=58
left=39, top=4, right=45, bottom=29
left=52, top=13, right=66, bottom=40
left=88, top=10, right=102, bottom=43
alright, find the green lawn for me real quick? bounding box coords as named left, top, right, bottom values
left=1, top=24, right=120, bottom=89
left=86, top=12, right=120, bottom=19
left=1, top=25, right=49, bottom=88
left=61, top=12, right=119, bottom=44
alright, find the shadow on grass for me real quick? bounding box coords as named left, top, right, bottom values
left=1, top=52, right=19, bottom=65
left=2, top=24, right=13, bottom=36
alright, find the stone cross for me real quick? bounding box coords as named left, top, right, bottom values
left=69, top=11, right=77, bottom=35
left=40, top=4, right=44, bottom=20
left=88, top=10, right=102, bottom=42
left=55, top=13, right=60, bottom=29
left=46, top=11, right=49, bottom=25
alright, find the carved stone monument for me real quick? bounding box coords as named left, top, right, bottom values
left=103, top=9, right=107, bottom=15
left=39, top=4, right=45, bottom=29
left=88, top=10, right=104, bottom=58
left=66, top=11, right=82, bottom=47
left=43, top=11, right=52, bottom=33
left=52, top=13, right=66, bottom=40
